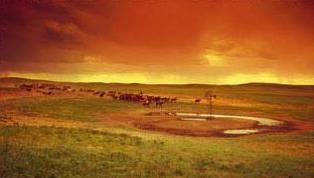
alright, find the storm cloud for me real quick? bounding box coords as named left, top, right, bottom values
left=1, top=0, right=314, bottom=84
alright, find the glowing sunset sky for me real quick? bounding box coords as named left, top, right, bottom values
left=1, top=0, right=314, bottom=84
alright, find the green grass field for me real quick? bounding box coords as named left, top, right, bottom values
left=0, top=78, right=314, bottom=177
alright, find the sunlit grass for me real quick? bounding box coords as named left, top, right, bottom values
left=2, top=97, right=148, bottom=122
left=1, top=125, right=313, bottom=177
left=0, top=81, right=314, bottom=177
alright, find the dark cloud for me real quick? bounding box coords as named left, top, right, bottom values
left=41, top=20, right=84, bottom=45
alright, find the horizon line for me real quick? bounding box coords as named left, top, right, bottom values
left=1, top=77, right=314, bottom=86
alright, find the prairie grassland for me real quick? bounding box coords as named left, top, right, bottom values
left=1, top=125, right=313, bottom=178
left=0, top=78, right=314, bottom=177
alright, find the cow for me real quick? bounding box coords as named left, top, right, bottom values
left=93, top=91, right=101, bottom=95
left=170, top=97, right=177, bottom=103
left=42, top=91, right=53, bottom=95
left=99, top=92, right=106, bottom=97
left=142, top=100, right=151, bottom=107
left=154, top=97, right=165, bottom=108
left=19, top=84, right=33, bottom=91
left=155, top=100, right=164, bottom=108
left=195, top=99, right=201, bottom=103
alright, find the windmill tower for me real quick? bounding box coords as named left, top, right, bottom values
left=204, top=91, right=216, bottom=119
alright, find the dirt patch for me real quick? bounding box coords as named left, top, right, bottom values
left=133, top=112, right=304, bottom=137
left=134, top=116, right=259, bottom=137
left=137, top=117, right=256, bottom=131
left=0, top=109, right=310, bottom=138
left=135, top=119, right=297, bottom=138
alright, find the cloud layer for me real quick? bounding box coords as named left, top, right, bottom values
left=1, top=0, right=314, bottom=84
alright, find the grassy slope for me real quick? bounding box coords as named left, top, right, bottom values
left=2, top=77, right=314, bottom=121
left=0, top=77, right=314, bottom=177
left=1, top=97, right=145, bottom=122
left=1, top=125, right=313, bottom=178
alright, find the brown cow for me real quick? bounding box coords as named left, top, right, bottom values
left=195, top=99, right=201, bottom=103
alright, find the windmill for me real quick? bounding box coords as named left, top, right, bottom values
left=204, top=91, right=216, bottom=119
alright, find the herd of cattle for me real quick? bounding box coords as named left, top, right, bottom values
left=19, top=83, right=178, bottom=108
left=20, top=83, right=75, bottom=95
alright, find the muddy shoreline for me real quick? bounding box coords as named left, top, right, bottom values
left=135, top=112, right=297, bottom=137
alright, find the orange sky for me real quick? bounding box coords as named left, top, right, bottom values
left=1, top=0, right=314, bottom=84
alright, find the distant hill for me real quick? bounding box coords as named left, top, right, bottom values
left=0, top=77, right=53, bottom=84
left=0, top=77, right=313, bottom=90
